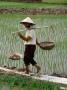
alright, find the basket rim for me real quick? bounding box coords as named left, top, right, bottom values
left=39, top=41, right=55, bottom=50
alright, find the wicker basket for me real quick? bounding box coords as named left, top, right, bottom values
left=39, top=41, right=55, bottom=50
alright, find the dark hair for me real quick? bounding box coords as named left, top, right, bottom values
left=20, top=22, right=34, bottom=25
left=21, top=22, right=34, bottom=28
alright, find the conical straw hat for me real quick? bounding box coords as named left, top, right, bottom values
left=20, top=17, right=35, bottom=25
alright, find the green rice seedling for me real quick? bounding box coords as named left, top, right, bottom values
left=0, top=14, right=67, bottom=76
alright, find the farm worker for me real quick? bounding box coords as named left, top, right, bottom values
left=17, top=17, right=41, bottom=74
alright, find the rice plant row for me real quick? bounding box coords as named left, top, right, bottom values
left=0, top=14, right=67, bottom=75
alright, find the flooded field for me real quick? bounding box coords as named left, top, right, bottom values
left=0, top=14, right=67, bottom=75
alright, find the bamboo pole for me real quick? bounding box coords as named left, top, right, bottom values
left=12, top=26, right=48, bottom=34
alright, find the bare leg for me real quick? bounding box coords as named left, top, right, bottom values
left=34, top=64, right=41, bottom=73
left=25, top=65, right=30, bottom=74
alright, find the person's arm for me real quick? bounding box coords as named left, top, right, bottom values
left=17, top=32, right=32, bottom=42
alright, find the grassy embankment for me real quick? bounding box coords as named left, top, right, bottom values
left=0, top=73, right=60, bottom=90
left=0, top=1, right=66, bottom=9
left=0, top=0, right=67, bottom=4
left=43, top=0, right=67, bottom=4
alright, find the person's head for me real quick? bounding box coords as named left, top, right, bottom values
left=20, top=17, right=35, bottom=29
left=21, top=22, right=34, bottom=29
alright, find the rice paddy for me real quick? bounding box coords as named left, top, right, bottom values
left=0, top=14, right=67, bottom=76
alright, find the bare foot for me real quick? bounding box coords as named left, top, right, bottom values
left=25, top=71, right=29, bottom=74
left=37, top=66, right=41, bottom=73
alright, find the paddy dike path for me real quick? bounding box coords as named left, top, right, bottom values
left=0, top=7, right=67, bottom=14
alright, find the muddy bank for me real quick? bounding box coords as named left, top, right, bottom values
left=0, top=7, right=67, bottom=14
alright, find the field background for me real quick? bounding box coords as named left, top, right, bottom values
left=0, top=14, right=67, bottom=75
left=0, top=1, right=67, bottom=9
left=0, top=0, right=67, bottom=4
left=0, top=1, right=67, bottom=90
left=42, top=0, right=67, bottom=4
